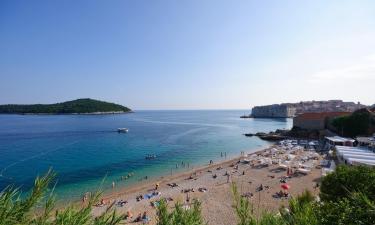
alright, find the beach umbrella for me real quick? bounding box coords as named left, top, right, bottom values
left=281, top=184, right=290, bottom=190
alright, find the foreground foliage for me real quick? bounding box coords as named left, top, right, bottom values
left=318, top=165, right=375, bottom=225
left=232, top=184, right=318, bottom=225
left=156, top=199, right=205, bottom=225
left=320, top=165, right=375, bottom=202
left=0, top=170, right=123, bottom=225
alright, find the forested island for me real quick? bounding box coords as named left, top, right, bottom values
left=0, top=98, right=131, bottom=114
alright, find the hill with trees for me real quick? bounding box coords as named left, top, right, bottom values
left=0, top=98, right=131, bottom=114
left=331, top=108, right=375, bottom=137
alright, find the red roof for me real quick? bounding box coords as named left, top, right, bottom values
left=296, top=112, right=351, bottom=120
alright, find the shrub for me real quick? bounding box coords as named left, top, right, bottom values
left=156, top=199, right=205, bottom=225
left=0, top=169, right=123, bottom=225
left=320, top=165, right=375, bottom=202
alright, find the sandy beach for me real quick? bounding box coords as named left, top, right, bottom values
left=89, top=144, right=322, bottom=225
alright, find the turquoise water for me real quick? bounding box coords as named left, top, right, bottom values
left=0, top=110, right=292, bottom=201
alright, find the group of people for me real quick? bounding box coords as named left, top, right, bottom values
left=125, top=211, right=150, bottom=223
left=176, top=161, right=190, bottom=169
left=286, top=167, right=294, bottom=176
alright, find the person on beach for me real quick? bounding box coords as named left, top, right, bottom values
left=142, top=211, right=150, bottom=223
left=155, top=183, right=159, bottom=190
left=125, top=211, right=133, bottom=219
left=221, top=152, right=223, bottom=157
left=134, top=213, right=142, bottom=222
left=112, top=181, right=115, bottom=189
left=82, top=194, right=87, bottom=203
left=186, top=192, right=190, bottom=203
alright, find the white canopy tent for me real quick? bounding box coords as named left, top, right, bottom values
left=335, top=146, right=375, bottom=166
left=347, top=158, right=375, bottom=166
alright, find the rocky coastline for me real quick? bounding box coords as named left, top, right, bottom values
left=244, top=127, right=321, bottom=141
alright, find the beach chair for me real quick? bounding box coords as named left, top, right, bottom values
left=296, top=168, right=311, bottom=175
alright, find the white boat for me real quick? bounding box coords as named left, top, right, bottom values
left=117, top=128, right=129, bottom=133
left=145, top=154, right=156, bottom=160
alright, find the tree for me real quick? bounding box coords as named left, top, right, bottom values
left=317, top=192, right=375, bottom=225
left=320, top=165, right=375, bottom=202
left=331, top=108, right=375, bottom=137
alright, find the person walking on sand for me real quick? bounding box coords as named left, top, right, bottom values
left=186, top=192, right=190, bottom=203
left=82, top=194, right=87, bottom=203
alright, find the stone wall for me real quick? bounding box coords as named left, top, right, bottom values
left=251, top=104, right=296, bottom=118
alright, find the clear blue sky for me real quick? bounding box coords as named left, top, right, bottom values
left=1, top=0, right=375, bottom=109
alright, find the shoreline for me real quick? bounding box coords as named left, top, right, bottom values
left=57, top=145, right=269, bottom=208
left=52, top=142, right=322, bottom=225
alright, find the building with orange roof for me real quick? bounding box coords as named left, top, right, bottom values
left=293, top=112, right=351, bottom=130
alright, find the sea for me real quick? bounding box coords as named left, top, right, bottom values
left=0, top=110, right=292, bottom=202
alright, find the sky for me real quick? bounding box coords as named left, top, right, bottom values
left=1, top=0, right=375, bottom=110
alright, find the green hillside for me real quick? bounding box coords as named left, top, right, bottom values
left=331, top=108, right=375, bottom=137
left=0, top=98, right=131, bottom=114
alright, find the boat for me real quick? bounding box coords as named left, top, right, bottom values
left=117, top=128, right=129, bottom=133
left=145, top=154, right=156, bottom=160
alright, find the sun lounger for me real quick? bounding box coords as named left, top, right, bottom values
left=296, top=168, right=311, bottom=174
left=277, top=164, right=288, bottom=169
left=198, top=187, right=208, bottom=192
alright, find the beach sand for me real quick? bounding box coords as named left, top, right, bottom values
left=90, top=146, right=322, bottom=225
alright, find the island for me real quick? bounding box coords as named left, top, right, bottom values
left=0, top=98, right=132, bottom=114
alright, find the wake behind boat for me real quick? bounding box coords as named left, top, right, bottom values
left=117, top=128, right=129, bottom=133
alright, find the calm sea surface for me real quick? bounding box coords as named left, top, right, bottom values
left=0, top=110, right=292, bottom=201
